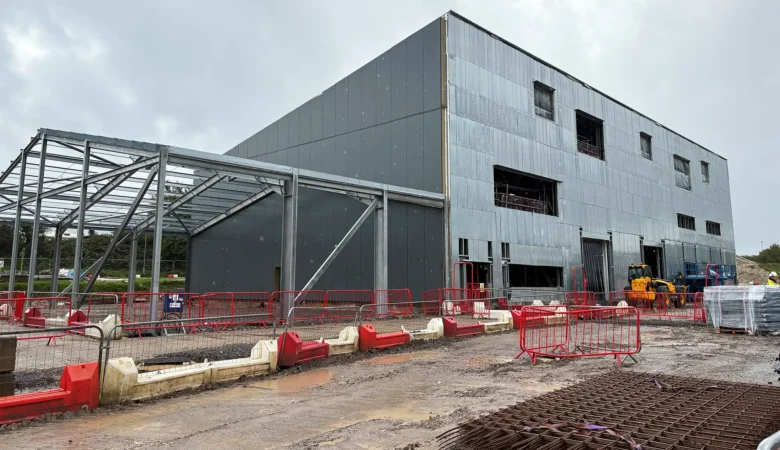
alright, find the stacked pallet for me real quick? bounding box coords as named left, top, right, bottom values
left=704, top=286, right=780, bottom=334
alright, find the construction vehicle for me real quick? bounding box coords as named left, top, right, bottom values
left=625, top=264, right=688, bottom=307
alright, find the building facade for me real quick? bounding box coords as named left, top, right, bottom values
left=188, top=11, right=735, bottom=294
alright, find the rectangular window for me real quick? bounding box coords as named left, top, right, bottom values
left=508, top=265, right=562, bottom=288
left=677, top=214, right=696, bottom=231
left=674, top=155, right=691, bottom=190
left=534, top=81, right=554, bottom=121
left=458, top=238, right=469, bottom=259
left=576, top=111, right=605, bottom=160
left=640, top=132, right=652, bottom=160
left=706, top=221, right=721, bottom=236
left=487, top=242, right=493, bottom=261
left=501, top=242, right=510, bottom=260
left=701, top=161, right=710, bottom=183
left=494, top=166, right=558, bottom=216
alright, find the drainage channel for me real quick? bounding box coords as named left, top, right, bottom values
left=438, top=371, right=780, bottom=449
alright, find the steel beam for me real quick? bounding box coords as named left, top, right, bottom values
left=50, top=226, right=62, bottom=293
left=26, top=137, right=48, bottom=297
left=71, top=141, right=91, bottom=303
left=128, top=233, right=138, bottom=292
left=189, top=187, right=274, bottom=236
left=132, top=173, right=224, bottom=234
left=80, top=166, right=159, bottom=299
left=149, top=147, right=168, bottom=318
left=374, top=189, right=388, bottom=313
left=59, top=171, right=137, bottom=228
left=59, top=232, right=132, bottom=295
left=279, top=173, right=298, bottom=319
left=298, top=198, right=379, bottom=298
left=8, top=149, right=28, bottom=294
left=0, top=157, right=157, bottom=215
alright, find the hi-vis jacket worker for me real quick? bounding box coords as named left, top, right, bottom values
left=769, top=272, right=779, bottom=286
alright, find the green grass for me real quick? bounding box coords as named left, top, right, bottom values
left=0, top=277, right=186, bottom=293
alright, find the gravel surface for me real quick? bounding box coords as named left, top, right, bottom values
left=2, top=323, right=779, bottom=449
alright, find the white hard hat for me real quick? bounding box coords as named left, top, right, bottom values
left=771, top=272, right=778, bottom=277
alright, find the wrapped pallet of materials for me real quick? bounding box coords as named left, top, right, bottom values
left=704, top=286, right=780, bottom=335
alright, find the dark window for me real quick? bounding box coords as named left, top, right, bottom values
left=575, top=111, right=604, bottom=160
left=507, top=265, right=562, bottom=288
left=501, top=242, right=510, bottom=260
left=494, top=166, right=557, bottom=216
left=640, top=132, right=652, bottom=160
left=701, top=161, right=710, bottom=183
left=458, top=238, right=469, bottom=259
left=677, top=214, right=696, bottom=231
left=706, top=221, right=721, bottom=236
left=674, top=155, right=691, bottom=190
left=487, top=242, right=493, bottom=261
left=534, top=81, right=554, bottom=121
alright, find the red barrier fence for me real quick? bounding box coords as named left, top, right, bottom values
left=199, top=292, right=273, bottom=329
left=564, top=291, right=597, bottom=307
left=516, top=305, right=640, bottom=366
left=608, top=291, right=704, bottom=322
left=325, top=290, right=373, bottom=320
left=120, top=293, right=201, bottom=334
left=23, top=297, right=73, bottom=328
left=374, top=289, right=414, bottom=317
left=272, top=291, right=327, bottom=322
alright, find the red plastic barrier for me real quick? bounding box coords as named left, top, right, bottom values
left=497, top=298, right=509, bottom=310
left=0, top=361, right=99, bottom=424
left=516, top=305, right=640, bottom=366
left=442, top=316, right=484, bottom=338
left=20, top=297, right=72, bottom=328
left=358, top=324, right=411, bottom=351
left=276, top=331, right=330, bottom=367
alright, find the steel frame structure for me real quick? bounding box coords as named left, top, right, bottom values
left=0, top=128, right=444, bottom=318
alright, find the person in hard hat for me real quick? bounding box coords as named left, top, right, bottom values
left=768, top=272, right=779, bottom=286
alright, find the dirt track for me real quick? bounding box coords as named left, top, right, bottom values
left=2, top=324, right=779, bottom=449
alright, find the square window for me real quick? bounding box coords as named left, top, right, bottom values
left=674, top=155, right=691, bottom=191
left=640, top=133, right=652, bottom=160
left=534, top=81, right=554, bottom=121
left=701, top=161, right=710, bottom=183
left=706, top=221, right=721, bottom=236
left=677, top=214, right=695, bottom=231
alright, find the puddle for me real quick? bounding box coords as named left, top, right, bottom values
left=360, top=352, right=440, bottom=365
left=251, top=368, right=332, bottom=394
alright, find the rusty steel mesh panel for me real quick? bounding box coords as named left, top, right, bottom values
left=438, top=371, right=780, bottom=450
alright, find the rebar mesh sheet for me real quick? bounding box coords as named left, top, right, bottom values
left=438, top=371, right=780, bottom=450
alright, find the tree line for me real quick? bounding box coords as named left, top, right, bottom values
left=0, top=224, right=187, bottom=277
left=743, top=243, right=780, bottom=264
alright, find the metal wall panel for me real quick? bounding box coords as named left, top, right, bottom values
left=446, top=14, right=735, bottom=290
left=189, top=19, right=445, bottom=294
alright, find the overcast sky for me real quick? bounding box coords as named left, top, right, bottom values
left=1, top=0, right=776, bottom=255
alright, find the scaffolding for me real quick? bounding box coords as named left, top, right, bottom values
left=0, top=128, right=445, bottom=318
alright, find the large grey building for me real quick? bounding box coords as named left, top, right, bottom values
left=188, top=11, right=735, bottom=295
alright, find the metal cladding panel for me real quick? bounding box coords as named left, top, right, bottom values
left=189, top=18, right=445, bottom=294
left=446, top=14, right=735, bottom=291
left=189, top=190, right=444, bottom=293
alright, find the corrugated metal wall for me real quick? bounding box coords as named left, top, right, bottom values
left=445, top=13, right=736, bottom=291
left=189, top=19, right=445, bottom=294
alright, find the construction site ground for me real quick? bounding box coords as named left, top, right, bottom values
left=3, top=323, right=779, bottom=449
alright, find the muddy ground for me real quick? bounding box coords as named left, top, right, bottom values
left=3, top=323, right=779, bottom=449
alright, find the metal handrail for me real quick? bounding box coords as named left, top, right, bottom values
left=354, top=300, right=444, bottom=327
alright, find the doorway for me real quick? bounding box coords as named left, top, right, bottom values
left=642, top=246, right=663, bottom=279
left=582, top=238, right=610, bottom=293
left=273, top=267, right=281, bottom=292
left=474, top=263, right=492, bottom=288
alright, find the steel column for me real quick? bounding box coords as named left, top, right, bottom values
left=71, top=141, right=91, bottom=304
left=280, top=172, right=299, bottom=319
left=298, top=198, right=378, bottom=297
left=26, top=137, right=48, bottom=297
left=50, top=226, right=63, bottom=293
left=149, top=147, right=168, bottom=319
left=8, top=149, right=28, bottom=294
left=374, top=190, right=388, bottom=313
left=128, top=233, right=138, bottom=293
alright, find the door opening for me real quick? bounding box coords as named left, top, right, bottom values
left=642, top=246, right=663, bottom=279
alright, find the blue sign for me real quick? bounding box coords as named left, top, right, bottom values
left=163, top=294, right=184, bottom=314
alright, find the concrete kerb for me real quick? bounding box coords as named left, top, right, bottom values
left=101, top=338, right=278, bottom=404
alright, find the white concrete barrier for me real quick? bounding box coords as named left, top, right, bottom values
left=101, top=339, right=277, bottom=404
left=482, top=311, right=513, bottom=333
left=407, top=318, right=444, bottom=340
left=325, top=326, right=359, bottom=356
